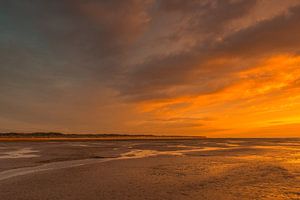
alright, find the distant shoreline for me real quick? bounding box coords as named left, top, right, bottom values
left=0, top=132, right=206, bottom=141
left=0, top=137, right=204, bottom=142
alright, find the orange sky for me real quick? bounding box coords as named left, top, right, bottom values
left=1, top=0, right=300, bottom=137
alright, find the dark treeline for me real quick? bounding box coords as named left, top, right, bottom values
left=0, top=132, right=157, bottom=138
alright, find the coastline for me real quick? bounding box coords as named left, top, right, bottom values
left=0, top=136, right=205, bottom=142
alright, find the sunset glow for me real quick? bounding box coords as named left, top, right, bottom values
left=1, top=0, right=300, bottom=137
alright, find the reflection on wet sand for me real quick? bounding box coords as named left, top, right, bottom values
left=0, top=145, right=231, bottom=181
left=0, top=148, right=39, bottom=159
left=0, top=138, right=299, bottom=200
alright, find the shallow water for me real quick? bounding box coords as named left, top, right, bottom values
left=0, top=148, right=39, bottom=159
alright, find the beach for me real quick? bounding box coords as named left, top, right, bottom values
left=0, top=138, right=299, bottom=200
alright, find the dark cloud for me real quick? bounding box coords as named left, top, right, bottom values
left=0, top=0, right=154, bottom=128
left=159, top=0, right=257, bottom=34
left=118, top=3, right=300, bottom=101
left=217, top=5, right=300, bottom=56
left=0, top=0, right=153, bottom=86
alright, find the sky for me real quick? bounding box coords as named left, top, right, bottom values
left=1, top=0, right=300, bottom=137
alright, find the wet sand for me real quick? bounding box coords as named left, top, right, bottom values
left=0, top=139, right=299, bottom=199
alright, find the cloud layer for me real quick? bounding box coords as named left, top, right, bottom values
left=1, top=0, right=300, bottom=137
